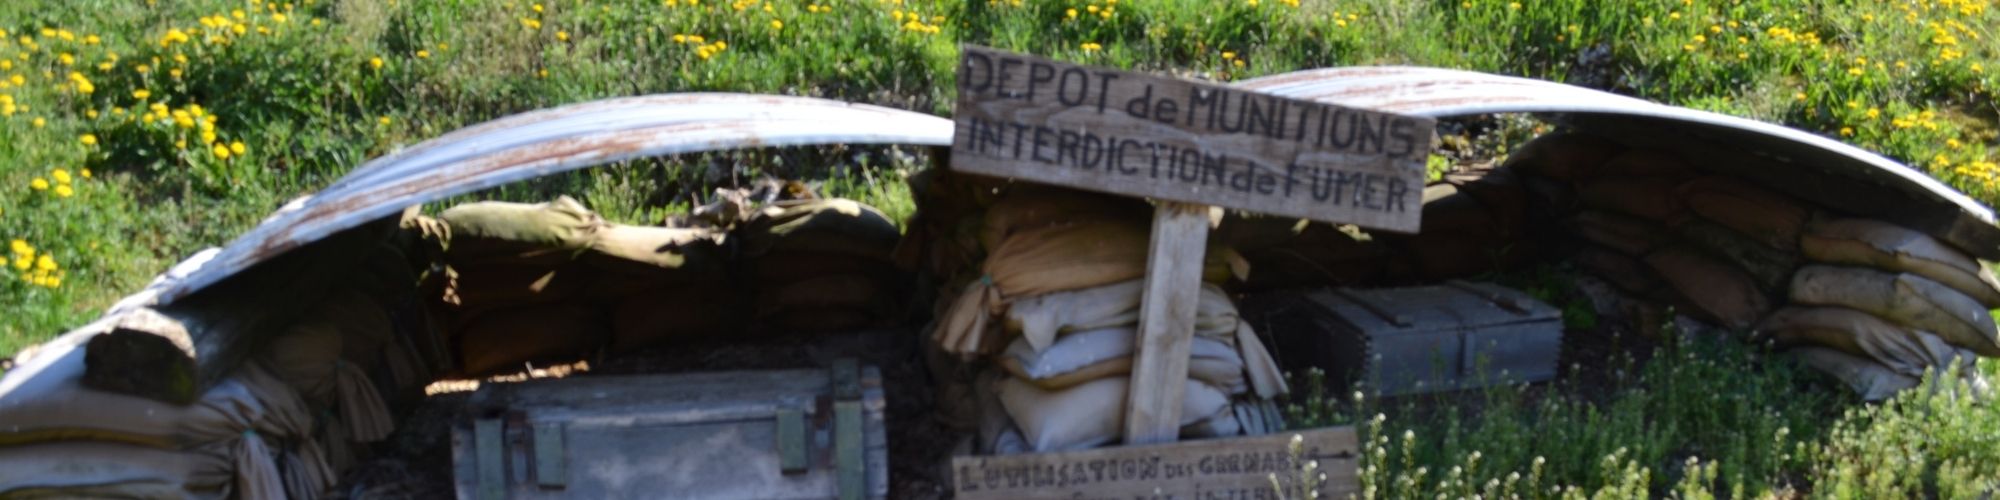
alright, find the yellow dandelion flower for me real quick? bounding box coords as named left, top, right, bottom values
left=1222, top=51, right=1236, bottom=60
left=32, top=117, right=44, bottom=127
left=212, top=143, right=231, bottom=159
left=1066, top=8, right=1077, bottom=19
left=674, top=34, right=688, bottom=43
left=30, top=177, right=49, bottom=190
left=36, top=255, right=56, bottom=271
left=230, top=141, right=246, bottom=155
left=1839, top=127, right=1853, bottom=137
left=556, top=31, right=569, bottom=42
left=80, top=134, right=97, bottom=145
left=54, top=184, right=73, bottom=198
left=80, top=168, right=91, bottom=179
left=133, top=89, right=151, bottom=99
left=769, top=20, right=783, bottom=30
left=8, top=240, right=29, bottom=255
left=11, top=256, right=29, bottom=271
left=369, top=57, right=384, bottom=70
left=379, top=116, right=392, bottom=125
left=533, top=3, right=544, bottom=12
left=52, top=169, right=70, bottom=184
left=1865, top=107, right=1880, bottom=119
left=416, top=49, right=430, bottom=58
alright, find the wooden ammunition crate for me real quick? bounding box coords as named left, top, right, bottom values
left=451, top=360, right=887, bottom=499
left=1243, top=281, right=1564, bottom=396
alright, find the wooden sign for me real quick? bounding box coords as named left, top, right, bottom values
left=950, top=427, right=1360, bottom=500
left=952, top=45, right=1434, bottom=233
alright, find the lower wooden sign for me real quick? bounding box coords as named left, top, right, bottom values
left=949, top=426, right=1359, bottom=500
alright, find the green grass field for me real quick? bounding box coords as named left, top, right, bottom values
left=1, top=0, right=1996, bottom=497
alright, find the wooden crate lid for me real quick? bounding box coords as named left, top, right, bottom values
left=1304, top=281, right=1559, bottom=334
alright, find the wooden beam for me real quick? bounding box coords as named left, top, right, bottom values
left=1123, top=202, right=1211, bottom=445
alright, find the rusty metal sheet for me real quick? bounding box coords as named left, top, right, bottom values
left=144, top=68, right=1994, bottom=307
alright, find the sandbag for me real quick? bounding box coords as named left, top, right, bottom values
left=444, top=263, right=590, bottom=316
left=1679, top=176, right=1810, bottom=251
left=978, top=187, right=1149, bottom=252
left=1676, top=219, right=1800, bottom=294
left=0, top=442, right=230, bottom=499
left=1791, top=346, right=1919, bottom=401
left=1758, top=307, right=1980, bottom=378
left=1644, top=246, right=1770, bottom=330
left=457, top=305, right=607, bottom=376
left=1577, top=176, right=1687, bottom=223
left=1004, top=281, right=1242, bottom=352
left=580, top=224, right=729, bottom=282
left=1569, top=210, right=1672, bottom=257
left=1417, top=189, right=1500, bottom=238
left=739, top=198, right=900, bottom=261
left=998, top=327, right=1246, bottom=392
left=997, top=376, right=1230, bottom=452
left=440, top=196, right=603, bottom=264
left=1446, top=168, right=1531, bottom=239
left=984, top=220, right=1243, bottom=299
left=255, top=316, right=394, bottom=443
left=610, top=286, right=744, bottom=350
left=1801, top=218, right=2000, bottom=308
left=1574, top=246, right=1665, bottom=296
left=748, top=250, right=900, bottom=285
left=1598, top=149, right=1696, bottom=178
left=1788, top=266, right=2000, bottom=356
left=1500, top=130, right=1623, bottom=181
left=0, top=329, right=327, bottom=500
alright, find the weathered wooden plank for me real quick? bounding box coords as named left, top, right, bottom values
left=533, top=422, right=566, bottom=489
left=1123, top=202, right=1212, bottom=445
left=82, top=219, right=391, bottom=403
left=951, top=45, right=1432, bottom=233
left=950, top=427, right=1361, bottom=500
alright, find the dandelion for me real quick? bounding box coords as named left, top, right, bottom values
left=80, top=168, right=91, bottom=179
left=80, top=134, right=97, bottom=146
left=1066, top=8, right=1077, bottom=19
left=1080, top=42, right=1102, bottom=52
left=378, top=115, right=392, bottom=125
left=133, top=89, right=151, bottom=99
left=769, top=20, right=783, bottom=30
left=1508, top=2, right=1520, bottom=9
left=230, top=141, right=247, bottom=155
left=1222, top=51, right=1236, bottom=60
left=369, top=57, right=383, bottom=70
left=212, top=143, right=231, bottom=159
left=54, top=185, right=73, bottom=197
left=417, top=49, right=430, bottom=58
left=1839, top=127, right=1853, bottom=137
left=1866, top=107, right=1880, bottom=119
left=32, top=117, right=44, bottom=127
left=556, top=31, right=569, bottom=42
left=31, top=178, right=50, bottom=190
left=52, top=169, right=70, bottom=184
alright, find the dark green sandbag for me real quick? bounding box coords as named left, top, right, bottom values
left=439, top=196, right=604, bottom=265
left=739, top=198, right=900, bottom=261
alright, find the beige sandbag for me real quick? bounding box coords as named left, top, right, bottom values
left=1801, top=218, right=2000, bottom=308
left=440, top=196, right=603, bottom=264
left=1788, top=266, right=2000, bottom=356
left=255, top=318, right=394, bottom=443
left=457, top=305, right=607, bottom=376
left=740, top=198, right=901, bottom=261
left=1791, top=346, right=1919, bottom=401
left=997, top=376, right=1230, bottom=452
left=1758, top=307, right=1980, bottom=378
left=1004, top=281, right=1241, bottom=352
left=1577, top=176, right=1688, bottom=223
left=1677, top=219, right=1800, bottom=294
left=1678, top=176, right=1809, bottom=251
left=580, top=224, right=729, bottom=282
left=610, top=286, right=743, bottom=350
left=998, top=327, right=1246, bottom=392
left=1644, top=246, right=1770, bottom=330
left=978, top=187, right=1149, bottom=252
left=984, top=220, right=1242, bottom=299
left=0, top=441, right=230, bottom=499
left=1569, top=210, right=1672, bottom=257
left=1500, top=130, right=1624, bottom=181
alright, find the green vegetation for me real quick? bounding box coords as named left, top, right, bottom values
left=0, top=0, right=1995, bottom=495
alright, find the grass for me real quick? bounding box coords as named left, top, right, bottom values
left=0, top=0, right=1996, bottom=495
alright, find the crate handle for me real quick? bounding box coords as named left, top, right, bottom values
left=776, top=408, right=809, bottom=475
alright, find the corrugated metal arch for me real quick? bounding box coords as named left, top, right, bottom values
left=153, top=67, right=2000, bottom=305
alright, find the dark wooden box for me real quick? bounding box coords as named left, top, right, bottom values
left=1243, top=281, right=1563, bottom=396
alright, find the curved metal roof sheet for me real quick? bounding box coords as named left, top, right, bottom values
left=150, top=67, right=1996, bottom=305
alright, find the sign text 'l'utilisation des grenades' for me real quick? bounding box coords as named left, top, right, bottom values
left=950, top=45, right=1433, bottom=232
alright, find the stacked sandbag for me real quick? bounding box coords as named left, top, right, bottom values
left=907, top=181, right=1284, bottom=453
left=254, top=289, right=400, bottom=473
left=0, top=322, right=334, bottom=499
left=739, top=198, right=905, bottom=333
left=1500, top=129, right=1997, bottom=400
left=1388, top=168, right=1540, bottom=281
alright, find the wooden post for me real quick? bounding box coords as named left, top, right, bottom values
left=1123, top=201, right=1211, bottom=445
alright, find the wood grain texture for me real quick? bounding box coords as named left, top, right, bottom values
left=951, top=45, right=1431, bottom=233
left=950, top=426, right=1361, bottom=500
left=1123, top=202, right=1213, bottom=445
